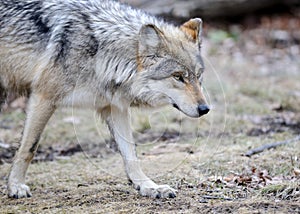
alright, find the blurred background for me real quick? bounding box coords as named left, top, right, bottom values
left=1, top=1, right=300, bottom=212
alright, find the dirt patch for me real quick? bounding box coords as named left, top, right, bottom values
left=0, top=129, right=196, bottom=164
left=1, top=11, right=300, bottom=214
left=246, top=112, right=300, bottom=136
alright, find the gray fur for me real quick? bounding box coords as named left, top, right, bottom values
left=1, top=0, right=209, bottom=199
left=0, top=0, right=205, bottom=108
left=1, top=0, right=161, bottom=100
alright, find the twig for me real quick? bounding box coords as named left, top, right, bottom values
left=245, top=135, right=300, bottom=157
left=201, top=195, right=234, bottom=201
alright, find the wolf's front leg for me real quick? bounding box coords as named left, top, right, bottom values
left=8, top=93, right=56, bottom=198
left=101, top=106, right=176, bottom=198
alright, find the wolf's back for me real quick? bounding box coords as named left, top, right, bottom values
left=0, top=0, right=170, bottom=95
left=0, top=0, right=167, bottom=65
left=0, top=0, right=163, bottom=46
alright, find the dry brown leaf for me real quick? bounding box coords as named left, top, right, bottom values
left=223, top=174, right=236, bottom=182
left=294, top=168, right=300, bottom=177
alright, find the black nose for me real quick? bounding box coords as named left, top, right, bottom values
left=198, top=104, right=210, bottom=116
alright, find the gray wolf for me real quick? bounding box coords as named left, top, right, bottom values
left=0, top=0, right=209, bottom=199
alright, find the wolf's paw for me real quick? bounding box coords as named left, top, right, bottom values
left=8, top=183, right=32, bottom=199
left=139, top=184, right=177, bottom=199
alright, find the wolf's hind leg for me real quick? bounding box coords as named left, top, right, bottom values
left=101, top=106, right=177, bottom=199
left=8, top=93, right=56, bottom=198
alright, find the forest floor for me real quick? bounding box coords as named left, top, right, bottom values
left=0, top=13, right=300, bottom=214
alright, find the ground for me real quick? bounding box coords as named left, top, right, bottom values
left=0, top=14, right=300, bottom=213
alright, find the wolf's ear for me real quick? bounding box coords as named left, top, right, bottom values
left=138, top=24, right=164, bottom=56
left=180, top=18, right=203, bottom=44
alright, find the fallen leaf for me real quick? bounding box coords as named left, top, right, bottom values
left=294, top=168, right=300, bottom=177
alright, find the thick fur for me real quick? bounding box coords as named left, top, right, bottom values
left=0, top=0, right=209, bottom=199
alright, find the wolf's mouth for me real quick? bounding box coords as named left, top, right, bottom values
left=172, top=102, right=209, bottom=118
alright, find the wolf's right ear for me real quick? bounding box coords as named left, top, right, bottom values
left=138, top=24, right=164, bottom=57
left=180, top=18, right=203, bottom=45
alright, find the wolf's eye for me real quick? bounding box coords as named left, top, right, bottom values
left=197, top=72, right=203, bottom=80
left=197, top=68, right=204, bottom=78
left=199, top=75, right=203, bottom=84
left=173, top=73, right=185, bottom=83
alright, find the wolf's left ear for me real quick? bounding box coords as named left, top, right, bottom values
left=180, top=18, right=203, bottom=45
left=138, top=24, right=164, bottom=56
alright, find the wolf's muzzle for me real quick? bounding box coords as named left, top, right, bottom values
left=198, top=104, right=210, bottom=116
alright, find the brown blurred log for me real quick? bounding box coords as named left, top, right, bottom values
left=122, top=0, right=298, bottom=19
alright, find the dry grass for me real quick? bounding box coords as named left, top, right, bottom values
left=1, top=24, right=300, bottom=213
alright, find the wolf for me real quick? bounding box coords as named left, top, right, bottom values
left=0, top=0, right=210, bottom=199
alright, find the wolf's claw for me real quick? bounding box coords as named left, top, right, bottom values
left=8, top=183, right=32, bottom=199
left=139, top=184, right=177, bottom=199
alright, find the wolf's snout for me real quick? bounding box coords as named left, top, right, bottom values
left=198, top=104, right=210, bottom=116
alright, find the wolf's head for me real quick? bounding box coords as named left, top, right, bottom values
left=132, top=18, right=209, bottom=118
